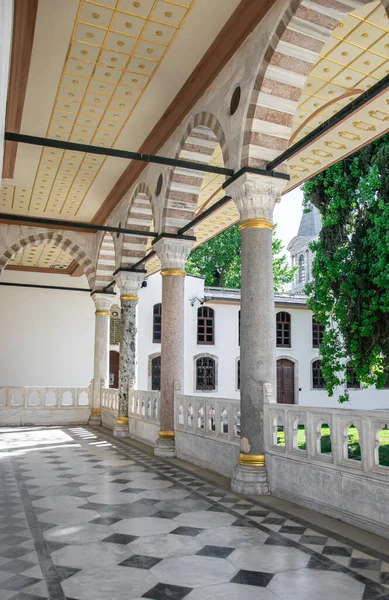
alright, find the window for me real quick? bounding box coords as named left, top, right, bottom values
left=237, top=359, right=240, bottom=390
left=153, top=303, right=162, bottom=343
left=312, top=317, right=325, bottom=348
left=197, top=307, right=215, bottom=344
left=346, top=363, right=360, bottom=389
left=196, top=357, right=216, bottom=391
left=276, top=312, right=291, bottom=348
left=312, top=360, right=325, bottom=389
left=299, top=254, right=305, bottom=284
left=151, top=355, right=161, bottom=390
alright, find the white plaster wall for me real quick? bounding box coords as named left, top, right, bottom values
left=137, top=273, right=389, bottom=409
left=0, top=270, right=94, bottom=387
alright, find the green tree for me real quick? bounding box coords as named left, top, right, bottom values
left=304, top=133, right=389, bottom=402
left=186, top=224, right=295, bottom=291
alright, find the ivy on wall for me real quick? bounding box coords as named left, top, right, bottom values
left=304, top=134, right=389, bottom=402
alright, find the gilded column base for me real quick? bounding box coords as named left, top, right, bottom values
left=154, top=434, right=176, bottom=458
left=231, top=455, right=269, bottom=495
left=113, top=417, right=129, bottom=438
left=88, top=409, right=102, bottom=427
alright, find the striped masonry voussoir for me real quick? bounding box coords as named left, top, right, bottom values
left=242, top=0, right=369, bottom=167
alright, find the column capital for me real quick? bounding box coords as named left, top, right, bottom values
left=153, top=237, right=194, bottom=272
left=116, top=271, right=144, bottom=301
left=224, top=173, right=288, bottom=223
left=92, top=293, right=115, bottom=314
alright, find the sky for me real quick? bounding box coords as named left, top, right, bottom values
left=274, top=186, right=304, bottom=258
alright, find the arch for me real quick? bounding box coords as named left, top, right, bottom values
left=94, top=231, right=116, bottom=290
left=120, top=182, right=154, bottom=269
left=0, top=232, right=95, bottom=286
left=242, top=0, right=375, bottom=168
left=163, top=112, right=229, bottom=233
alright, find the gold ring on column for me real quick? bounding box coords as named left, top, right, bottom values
left=160, top=269, right=186, bottom=277
left=239, top=218, right=274, bottom=231
left=159, top=430, right=175, bottom=438
left=239, top=453, right=265, bottom=467
left=120, top=294, right=138, bottom=301
left=91, top=409, right=102, bottom=415
left=116, top=417, right=129, bottom=424
left=95, top=310, right=110, bottom=315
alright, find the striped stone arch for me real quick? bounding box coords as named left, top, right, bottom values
left=163, top=112, right=229, bottom=234
left=242, top=0, right=374, bottom=169
left=0, top=232, right=95, bottom=286
left=120, top=182, right=154, bottom=269
left=94, top=232, right=116, bottom=290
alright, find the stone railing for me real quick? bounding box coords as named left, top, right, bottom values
left=174, top=389, right=240, bottom=476
left=0, top=385, right=91, bottom=426
left=0, top=386, right=90, bottom=409
left=127, top=389, right=160, bottom=445
left=264, top=402, right=389, bottom=538
left=129, top=389, right=160, bottom=424
left=101, top=387, right=119, bottom=412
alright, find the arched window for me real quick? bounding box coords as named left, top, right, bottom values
left=153, top=303, right=162, bottom=343
left=237, top=359, right=240, bottom=390
left=346, top=363, right=360, bottom=389
left=276, top=312, right=291, bottom=348
left=312, top=360, right=325, bottom=389
left=151, top=355, right=161, bottom=390
left=312, top=317, right=325, bottom=348
left=197, top=306, right=214, bottom=345
left=298, top=254, right=306, bottom=284
left=196, top=357, right=216, bottom=391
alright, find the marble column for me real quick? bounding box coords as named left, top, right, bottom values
left=114, top=271, right=145, bottom=438
left=153, top=237, right=193, bottom=457
left=89, top=292, right=115, bottom=426
left=225, top=172, right=287, bottom=494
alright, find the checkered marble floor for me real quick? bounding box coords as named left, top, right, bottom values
left=0, top=426, right=389, bottom=600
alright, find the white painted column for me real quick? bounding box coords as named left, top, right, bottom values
left=225, top=172, right=287, bottom=494
left=90, top=293, right=115, bottom=426
left=152, top=238, right=193, bottom=457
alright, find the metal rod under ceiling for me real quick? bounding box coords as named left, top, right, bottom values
left=266, top=72, right=389, bottom=171
left=0, top=281, right=91, bottom=293
left=4, top=132, right=234, bottom=177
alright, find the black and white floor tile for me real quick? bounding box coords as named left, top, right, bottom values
left=0, top=424, right=388, bottom=600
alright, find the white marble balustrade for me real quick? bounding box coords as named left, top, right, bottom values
left=174, top=390, right=240, bottom=477
left=101, top=387, right=119, bottom=412
left=0, top=385, right=91, bottom=426
left=263, top=402, right=389, bottom=538
left=127, top=390, right=160, bottom=445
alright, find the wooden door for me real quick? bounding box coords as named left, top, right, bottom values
left=109, top=351, right=119, bottom=389
left=277, top=359, right=295, bottom=404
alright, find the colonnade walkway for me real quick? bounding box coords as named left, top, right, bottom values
left=0, top=426, right=389, bottom=600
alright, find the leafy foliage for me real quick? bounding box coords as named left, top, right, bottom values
left=186, top=224, right=295, bottom=291
left=304, top=133, right=389, bottom=402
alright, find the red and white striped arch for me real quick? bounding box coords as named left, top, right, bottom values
left=94, top=232, right=116, bottom=290
left=163, top=112, right=229, bottom=234
left=120, top=182, right=154, bottom=269
left=242, top=0, right=375, bottom=170
left=0, top=232, right=95, bottom=286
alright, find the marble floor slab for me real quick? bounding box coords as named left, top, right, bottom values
left=0, top=424, right=389, bottom=600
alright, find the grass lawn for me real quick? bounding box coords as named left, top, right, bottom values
left=276, top=425, right=389, bottom=466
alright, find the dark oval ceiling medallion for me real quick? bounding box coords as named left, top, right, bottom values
left=230, top=85, right=241, bottom=116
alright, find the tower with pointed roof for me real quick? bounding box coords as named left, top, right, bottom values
left=287, top=203, right=322, bottom=293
